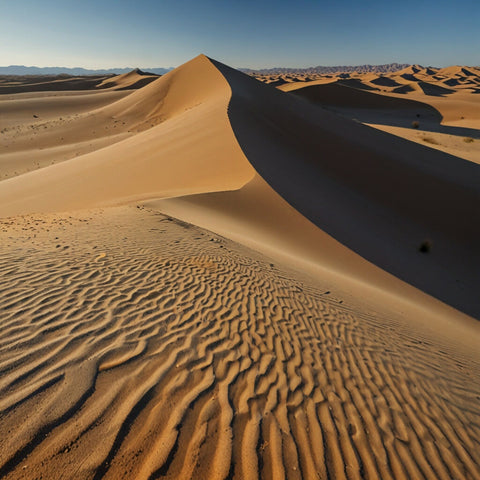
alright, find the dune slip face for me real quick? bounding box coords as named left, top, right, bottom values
left=210, top=58, right=480, bottom=318
left=0, top=206, right=479, bottom=480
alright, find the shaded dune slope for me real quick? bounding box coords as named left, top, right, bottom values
left=211, top=59, right=480, bottom=318
left=286, top=82, right=441, bottom=115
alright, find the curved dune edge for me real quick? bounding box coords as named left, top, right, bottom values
left=0, top=55, right=255, bottom=216
left=0, top=206, right=479, bottom=480
left=96, top=68, right=159, bottom=91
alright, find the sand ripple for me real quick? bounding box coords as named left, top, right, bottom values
left=0, top=207, right=479, bottom=479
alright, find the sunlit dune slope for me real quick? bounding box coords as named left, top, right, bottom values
left=0, top=55, right=254, bottom=215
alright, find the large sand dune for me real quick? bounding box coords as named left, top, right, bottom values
left=1, top=55, right=479, bottom=479
left=0, top=56, right=254, bottom=211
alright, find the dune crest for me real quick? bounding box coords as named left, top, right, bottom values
left=0, top=55, right=254, bottom=215
left=96, top=68, right=159, bottom=91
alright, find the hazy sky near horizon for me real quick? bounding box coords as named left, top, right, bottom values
left=1, top=0, right=478, bottom=69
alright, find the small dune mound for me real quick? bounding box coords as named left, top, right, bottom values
left=369, top=75, right=402, bottom=87
left=96, top=68, right=159, bottom=90
left=438, top=66, right=477, bottom=77
left=400, top=73, right=418, bottom=81
left=264, top=78, right=289, bottom=87
left=442, top=77, right=461, bottom=86
left=392, top=83, right=418, bottom=94
left=424, top=67, right=438, bottom=75
left=417, top=81, right=455, bottom=96
left=396, top=65, right=423, bottom=76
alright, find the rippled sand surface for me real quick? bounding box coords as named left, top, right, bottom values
left=1, top=206, right=479, bottom=479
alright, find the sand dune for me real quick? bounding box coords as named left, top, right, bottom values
left=396, top=65, right=423, bottom=76
left=285, top=81, right=438, bottom=112
left=416, top=81, right=455, bottom=96
left=0, top=89, right=133, bottom=179
left=96, top=68, right=159, bottom=91
left=1, top=55, right=480, bottom=479
left=437, top=66, right=478, bottom=77
left=0, top=55, right=254, bottom=212
left=259, top=63, right=480, bottom=98
left=0, top=69, right=158, bottom=95
left=0, top=74, right=113, bottom=95
left=151, top=174, right=476, bottom=326
left=2, top=56, right=479, bottom=316
left=280, top=69, right=480, bottom=165
left=369, top=76, right=402, bottom=87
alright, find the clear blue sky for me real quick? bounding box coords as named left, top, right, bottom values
left=1, top=0, right=478, bottom=69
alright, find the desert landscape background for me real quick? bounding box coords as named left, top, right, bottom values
left=0, top=54, right=479, bottom=479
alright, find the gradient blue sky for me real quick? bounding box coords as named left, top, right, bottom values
left=1, top=0, right=478, bottom=69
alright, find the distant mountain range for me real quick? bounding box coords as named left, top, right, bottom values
left=0, top=62, right=432, bottom=77
left=0, top=66, right=173, bottom=76
left=240, top=63, right=411, bottom=75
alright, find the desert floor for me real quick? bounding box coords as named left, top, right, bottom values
left=0, top=56, right=479, bottom=479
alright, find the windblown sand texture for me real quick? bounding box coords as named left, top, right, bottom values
left=1, top=55, right=479, bottom=479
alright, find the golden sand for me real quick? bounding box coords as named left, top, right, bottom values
left=0, top=56, right=479, bottom=479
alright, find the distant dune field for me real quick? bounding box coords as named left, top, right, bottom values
left=0, top=55, right=479, bottom=479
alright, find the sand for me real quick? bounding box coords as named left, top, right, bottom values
left=0, top=55, right=479, bottom=479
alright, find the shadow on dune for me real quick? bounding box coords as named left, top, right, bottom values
left=400, top=73, right=419, bottom=82
left=370, top=76, right=402, bottom=87
left=289, top=82, right=480, bottom=139
left=210, top=58, right=480, bottom=319
left=416, top=81, right=455, bottom=96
